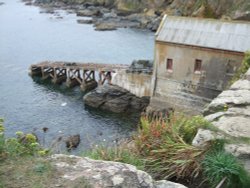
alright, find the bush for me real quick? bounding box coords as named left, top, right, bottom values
left=134, top=114, right=209, bottom=180
left=0, top=119, right=48, bottom=160
left=203, top=151, right=250, bottom=188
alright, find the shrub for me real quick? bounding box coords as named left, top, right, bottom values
left=134, top=114, right=209, bottom=180
left=203, top=151, right=250, bottom=188
left=0, top=119, right=49, bottom=160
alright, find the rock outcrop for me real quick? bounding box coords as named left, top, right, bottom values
left=49, top=154, right=187, bottom=188
left=32, top=0, right=250, bottom=31
left=65, top=134, right=81, bottom=149
left=192, top=68, right=250, bottom=172
left=83, top=84, right=149, bottom=113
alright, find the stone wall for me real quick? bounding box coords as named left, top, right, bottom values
left=112, top=70, right=152, bottom=97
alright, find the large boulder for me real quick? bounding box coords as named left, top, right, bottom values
left=83, top=85, right=149, bottom=113
left=49, top=154, right=187, bottom=188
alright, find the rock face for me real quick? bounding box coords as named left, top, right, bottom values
left=83, top=84, right=149, bottom=113
left=192, top=68, right=250, bottom=172
left=49, top=154, right=187, bottom=188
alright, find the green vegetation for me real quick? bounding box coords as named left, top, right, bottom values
left=0, top=157, right=55, bottom=188
left=1, top=113, right=250, bottom=187
left=0, top=122, right=48, bottom=160
left=85, top=114, right=250, bottom=187
left=203, top=151, right=250, bottom=188
left=83, top=144, right=145, bottom=170
left=0, top=119, right=54, bottom=188
left=231, top=51, right=250, bottom=84
left=194, top=0, right=216, bottom=18
left=134, top=114, right=207, bottom=180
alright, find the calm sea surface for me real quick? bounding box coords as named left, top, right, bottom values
left=0, top=0, right=154, bottom=152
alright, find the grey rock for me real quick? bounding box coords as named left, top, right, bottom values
left=192, top=129, right=224, bottom=147
left=77, top=19, right=93, bottom=24
left=65, top=134, right=80, bottom=149
left=245, top=68, right=250, bottom=80
left=155, top=180, right=188, bottom=188
left=225, top=144, right=250, bottom=172
left=213, top=116, right=250, bottom=138
left=203, top=89, right=250, bottom=115
left=233, top=10, right=250, bottom=21
left=0, top=2, right=4, bottom=6
left=102, top=94, right=131, bottom=113
left=193, top=68, right=250, bottom=173
left=204, top=111, right=226, bottom=122
left=83, top=85, right=149, bottom=113
left=231, top=79, right=250, bottom=90
left=103, top=11, right=117, bottom=19
left=225, top=144, right=250, bottom=158
left=49, top=154, right=187, bottom=188
left=94, top=22, right=118, bottom=31
left=76, top=9, right=102, bottom=17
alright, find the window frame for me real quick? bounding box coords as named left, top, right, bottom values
left=194, top=59, right=202, bottom=74
left=166, top=58, right=173, bottom=73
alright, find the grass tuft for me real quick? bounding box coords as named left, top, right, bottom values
left=203, top=151, right=250, bottom=188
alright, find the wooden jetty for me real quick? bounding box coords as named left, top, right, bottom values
left=29, top=61, right=129, bottom=91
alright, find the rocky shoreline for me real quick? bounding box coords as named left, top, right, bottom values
left=25, top=0, right=161, bottom=31
left=22, top=0, right=250, bottom=31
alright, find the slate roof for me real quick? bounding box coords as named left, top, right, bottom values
left=156, top=15, right=250, bottom=52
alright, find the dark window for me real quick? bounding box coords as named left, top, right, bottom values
left=166, top=59, right=173, bottom=71
left=226, top=60, right=237, bottom=75
left=194, top=59, right=202, bottom=72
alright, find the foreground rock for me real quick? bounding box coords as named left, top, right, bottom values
left=193, top=68, right=250, bottom=172
left=83, top=85, right=149, bottom=113
left=49, top=154, right=187, bottom=188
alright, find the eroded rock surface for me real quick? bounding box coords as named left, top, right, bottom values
left=193, top=68, right=250, bottom=172
left=49, top=154, right=187, bottom=188
left=83, top=85, right=149, bottom=113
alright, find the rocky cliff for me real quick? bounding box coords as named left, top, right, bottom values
left=36, top=0, right=250, bottom=21
left=32, top=0, right=249, bottom=31
left=192, top=68, right=250, bottom=173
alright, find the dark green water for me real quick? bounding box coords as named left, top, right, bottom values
left=0, top=0, right=154, bottom=152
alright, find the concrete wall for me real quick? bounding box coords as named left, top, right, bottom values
left=150, top=42, right=244, bottom=114
left=112, top=70, right=152, bottom=97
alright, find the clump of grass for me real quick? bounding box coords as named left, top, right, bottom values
left=83, top=144, right=145, bottom=170
left=134, top=114, right=210, bottom=180
left=203, top=151, right=250, bottom=188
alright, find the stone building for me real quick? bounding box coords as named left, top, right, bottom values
left=150, top=15, right=250, bottom=114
